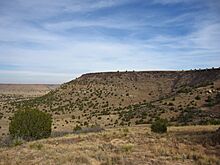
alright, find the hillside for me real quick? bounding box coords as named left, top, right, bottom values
left=11, top=68, right=220, bottom=134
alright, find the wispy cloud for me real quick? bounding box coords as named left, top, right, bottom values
left=0, top=0, right=219, bottom=83
left=152, top=0, right=197, bottom=4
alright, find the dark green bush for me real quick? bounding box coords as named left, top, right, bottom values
left=205, top=96, right=213, bottom=103
left=151, top=119, right=167, bottom=133
left=73, top=124, right=82, bottom=132
left=9, top=109, right=52, bottom=140
left=177, top=86, right=192, bottom=93
left=195, top=95, right=201, bottom=100
left=206, top=119, right=220, bottom=125
left=168, top=102, right=174, bottom=106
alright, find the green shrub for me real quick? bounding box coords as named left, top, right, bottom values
left=195, top=95, right=201, bottom=100
left=168, top=102, right=174, bottom=106
left=177, top=86, right=192, bottom=93
left=205, top=96, right=212, bottom=102
left=151, top=119, right=167, bottom=133
left=0, top=112, right=3, bottom=119
left=206, top=119, right=220, bottom=125
left=9, top=109, right=52, bottom=140
left=73, top=124, right=82, bottom=132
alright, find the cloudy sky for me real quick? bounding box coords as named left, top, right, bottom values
left=0, top=0, right=220, bottom=83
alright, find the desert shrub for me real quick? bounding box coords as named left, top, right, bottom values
left=168, top=102, right=174, bottom=106
left=84, top=121, right=88, bottom=126
left=177, top=108, right=202, bottom=125
left=9, top=109, right=52, bottom=140
left=123, top=128, right=129, bottom=133
left=73, top=124, right=82, bottom=132
left=151, top=119, right=167, bottom=133
left=206, top=119, right=220, bottom=125
left=177, top=86, right=192, bottom=93
left=204, top=93, right=220, bottom=107
left=205, top=96, right=213, bottom=103
left=195, top=95, right=201, bottom=100
left=0, top=112, right=3, bottom=119
left=135, top=119, right=148, bottom=125
left=205, top=96, right=215, bottom=107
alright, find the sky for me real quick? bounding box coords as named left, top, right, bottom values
left=0, top=0, right=220, bottom=84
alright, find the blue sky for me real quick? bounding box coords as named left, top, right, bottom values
left=0, top=0, right=220, bottom=83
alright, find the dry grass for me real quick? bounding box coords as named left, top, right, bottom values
left=0, top=125, right=220, bottom=165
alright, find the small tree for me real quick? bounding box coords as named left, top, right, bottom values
left=9, top=109, right=52, bottom=140
left=151, top=119, right=167, bottom=133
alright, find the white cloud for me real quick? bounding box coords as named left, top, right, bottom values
left=1, top=0, right=132, bottom=21
left=153, top=0, right=197, bottom=4
left=43, top=19, right=144, bottom=31
left=0, top=0, right=219, bottom=83
left=189, top=23, right=220, bottom=50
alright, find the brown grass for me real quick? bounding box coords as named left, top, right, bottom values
left=0, top=125, right=220, bottom=165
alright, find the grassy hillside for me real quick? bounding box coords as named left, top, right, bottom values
left=10, top=68, right=220, bottom=134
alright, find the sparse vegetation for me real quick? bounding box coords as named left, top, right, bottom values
left=1, top=125, right=220, bottom=164
left=73, top=125, right=104, bottom=134
left=73, top=124, right=82, bottom=132
left=0, top=68, right=220, bottom=164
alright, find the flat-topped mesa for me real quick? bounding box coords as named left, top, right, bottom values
left=71, top=68, right=220, bottom=86
left=77, top=70, right=179, bottom=81
left=78, top=67, right=219, bottom=78
left=15, top=67, right=220, bottom=128
left=73, top=71, right=178, bottom=86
